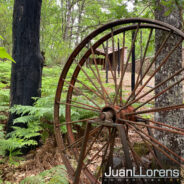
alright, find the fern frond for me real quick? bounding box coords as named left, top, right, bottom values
left=13, top=115, right=35, bottom=124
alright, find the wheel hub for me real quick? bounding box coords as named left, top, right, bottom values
left=100, top=105, right=136, bottom=123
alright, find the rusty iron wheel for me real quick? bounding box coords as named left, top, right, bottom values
left=54, top=18, right=184, bottom=184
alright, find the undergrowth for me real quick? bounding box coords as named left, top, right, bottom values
left=20, top=165, right=68, bottom=184
left=0, top=61, right=10, bottom=121
left=0, top=62, right=99, bottom=159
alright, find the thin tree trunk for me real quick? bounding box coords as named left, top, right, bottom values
left=63, top=0, right=72, bottom=41
left=75, top=0, right=85, bottom=46
left=69, top=6, right=75, bottom=48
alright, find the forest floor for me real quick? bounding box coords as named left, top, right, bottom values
left=0, top=70, right=184, bottom=184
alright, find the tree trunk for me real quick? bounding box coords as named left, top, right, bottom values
left=63, top=0, right=72, bottom=41
left=75, top=0, right=85, bottom=46
left=69, top=6, right=75, bottom=48
left=155, top=1, right=184, bottom=166
left=6, top=0, right=43, bottom=133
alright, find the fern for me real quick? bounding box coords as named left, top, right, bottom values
left=20, top=165, right=68, bottom=184
left=0, top=114, right=7, bottom=121
left=13, top=115, right=35, bottom=124
left=0, top=124, right=37, bottom=158
left=0, top=64, right=104, bottom=160
left=0, top=125, right=25, bottom=159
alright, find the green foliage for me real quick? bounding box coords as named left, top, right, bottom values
left=20, top=165, right=68, bottom=184
left=107, top=0, right=129, bottom=19
left=133, top=142, right=149, bottom=156
left=0, top=34, right=14, bottom=62
left=0, top=124, right=36, bottom=164
left=0, top=0, right=160, bottom=66
left=0, top=180, right=11, bottom=184
left=40, top=0, right=72, bottom=65
left=0, top=124, right=5, bottom=156
left=0, top=47, right=15, bottom=62
left=0, top=61, right=11, bottom=122
left=0, top=124, right=24, bottom=162
left=0, top=61, right=11, bottom=85
left=160, top=0, right=179, bottom=16
left=0, top=54, right=11, bottom=122
left=0, top=0, right=13, bottom=53
left=0, top=64, right=98, bottom=159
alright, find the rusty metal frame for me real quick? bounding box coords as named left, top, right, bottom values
left=54, top=18, right=184, bottom=183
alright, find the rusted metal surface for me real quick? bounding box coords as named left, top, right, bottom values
left=73, top=123, right=91, bottom=184
left=131, top=30, right=136, bottom=92
left=54, top=18, right=184, bottom=183
left=113, top=23, right=140, bottom=105
left=124, top=31, right=172, bottom=107
left=123, top=67, right=184, bottom=110
left=117, top=125, right=133, bottom=169
left=127, top=29, right=153, bottom=104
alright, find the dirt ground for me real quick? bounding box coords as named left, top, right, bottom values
left=1, top=70, right=184, bottom=183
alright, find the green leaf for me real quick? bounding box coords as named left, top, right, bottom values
left=0, top=35, right=4, bottom=40
left=0, top=47, right=15, bottom=63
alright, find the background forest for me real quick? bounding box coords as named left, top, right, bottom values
left=0, top=0, right=155, bottom=65
left=0, top=0, right=184, bottom=183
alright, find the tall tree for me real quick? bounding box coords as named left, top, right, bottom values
left=155, top=0, right=184, bottom=165
left=6, top=0, right=43, bottom=133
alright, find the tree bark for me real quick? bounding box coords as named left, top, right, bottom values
left=6, top=0, right=43, bottom=133
left=75, top=0, right=85, bottom=46
left=63, top=0, right=72, bottom=41
left=155, top=0, right=184, bottom=166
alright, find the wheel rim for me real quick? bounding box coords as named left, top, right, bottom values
left=54, top=18, right=184, bottom=183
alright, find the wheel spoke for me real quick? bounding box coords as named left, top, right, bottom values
left=111, top=28, right=118, bottom=97
left=125, top=103, right=184, bottom=116
left=123, top=67, right=184, bottom=110
left=120, top=32, right=125, bottom=105
left=130, top=131, right=163, bottom=169
left=117, top=124, right=133, bottom=169
left=142, top=139, right=163, bottom=169
left=114, top=23, right=140, bottom=105
left=128, top=140, right=147, bottom=170
left=106, top=127, right=116, bottom=168
left=95, top=141, right=110, bottom=183
left=70, top=100, right=101, bottom=110
left=118, top=31, right=172, bottom=111
left=122, top=119, right=184, bottom=164
left=73, top=123, right=91, bottom=184
left=61, top=126, right=102, bottom=152
left=60, top=117, right=98, bottom=126
left=129, top=37, right=183, bottom=104
left=59, top=102, right=100, bottom=112
left=88, top=58, right=107, bottom=103
left=84, top=126, right=104, bottom=158
left=75, top=78, right=104, bottom=100
left=84, top=142, right=108, bottom=169
left=124, top=121, right=182, bottom=166
left=134, top=75, right=184, bottom=111
left=89, top=47, right=112, bottom=104
left=126, top=29, right=153, bottom=104
left=137, top=116, right=184, bottom=132
left=63, top=78, right=101, bottom=108
left=120, top=118, right=184, bottom=136
left=78, top=63, right=105, bottom=99
left=102, top=42, right=116, bottom=87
